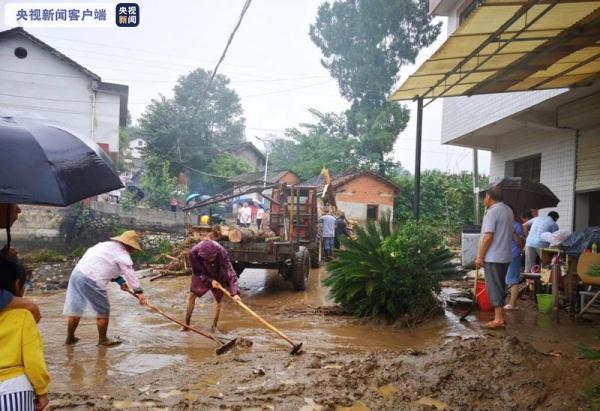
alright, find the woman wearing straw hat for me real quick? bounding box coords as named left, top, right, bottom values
left=63, top=230, right=147, bottom=346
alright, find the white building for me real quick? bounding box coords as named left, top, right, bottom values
left=0, top=27, right=128, bottom=162
left=128, top=138, right=146, bottom=159
left=427, top=0, right=600, bottom=231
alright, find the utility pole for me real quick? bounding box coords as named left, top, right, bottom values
left=473, top=148, right=480, bottom=225
left=256, top=135, right=272, bottom=189
left=413, top=96, right=423, bottom=221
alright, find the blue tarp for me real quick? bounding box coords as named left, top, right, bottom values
left=561, top=227, right=600, bottom=256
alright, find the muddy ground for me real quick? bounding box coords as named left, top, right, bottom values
left=27, top=267, right=600, bottom=410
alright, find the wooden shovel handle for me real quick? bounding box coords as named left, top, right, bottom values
left=126, top=290, right=220, bottom=343
left=213, top=282, right=296, bottom=347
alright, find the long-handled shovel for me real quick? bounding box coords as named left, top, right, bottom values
left=213, top=282, right=303, bottom=355
left=460, top=268, right=480, bottom=322
left=126, top=290, right=236, bottom=355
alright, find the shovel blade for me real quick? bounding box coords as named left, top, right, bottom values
left=215, top=337, right=237, bottom=355
left=290, top=342, right=303, bottom=355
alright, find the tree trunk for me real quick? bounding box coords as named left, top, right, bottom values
left=228, top=227, right=260, bottom=243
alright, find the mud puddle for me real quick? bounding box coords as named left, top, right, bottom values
left=27, top=266, right=600, bottom=410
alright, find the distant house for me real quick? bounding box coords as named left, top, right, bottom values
left=223, top=142, right=266, bottom=172
left=123, top=138, right=146, bottom=174
left=0, top=27, right=128, bottom=163
left=228, top=170, right=300, bottom=204
left=303, top=170, right=401, bottom=223
left=228, top=170, right=299, bottom=187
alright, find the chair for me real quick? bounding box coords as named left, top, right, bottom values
left=576, top=253, right=600, bottom=318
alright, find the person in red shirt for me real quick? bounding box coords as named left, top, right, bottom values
left=183, top=240, right=242, bottom=332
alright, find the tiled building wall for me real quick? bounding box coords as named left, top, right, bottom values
left=489, top=129, right=577, bottom=229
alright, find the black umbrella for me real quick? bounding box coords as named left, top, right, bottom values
left=0, top=114, right=123, bottom=206
left=481, top=177, right=559, bottom=215
left=1, top=114, right=123, bottom=248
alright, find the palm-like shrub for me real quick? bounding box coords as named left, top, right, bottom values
left=323, top=214, right=455, bottom=320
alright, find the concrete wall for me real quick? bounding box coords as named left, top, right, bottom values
left=0, top=203, right=186, bottom=248
left=90, top=202, right=185, bottom=233
left=0, top=32, right=121, bottom=154
left=489, top=129, right=576, bottom=229
left=93, top=91, right=120, bottom=153
left=337, top=201, right=393, bottom=224
left=0, top=205, right=69, bottom=243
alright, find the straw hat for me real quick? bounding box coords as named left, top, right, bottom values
left=111, top=230, right=142, bottom=251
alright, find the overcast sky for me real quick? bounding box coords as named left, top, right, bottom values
left=1, top=0, right=490, bottom=174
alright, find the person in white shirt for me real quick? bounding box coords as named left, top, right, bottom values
left=256, top=205, right=265, bottom=230
left=237, top=202, right=252, bottom=228
left=62, top=231, right=147, bottom=346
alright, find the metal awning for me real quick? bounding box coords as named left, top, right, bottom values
left=390, top=0, right=600, bottom=102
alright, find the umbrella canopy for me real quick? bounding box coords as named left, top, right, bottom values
left=0, top=114, right=123, bottom=206
left=481, top=177, right=559, bottom=216
left=186, top=193, right=201, bottom=203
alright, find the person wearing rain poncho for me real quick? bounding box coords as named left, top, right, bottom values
left=184, top=240, right=242, bottom=332
left=62, top=231, right=147, bottom=346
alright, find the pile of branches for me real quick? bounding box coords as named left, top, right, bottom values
left=148, top=224, right=278, bottom=281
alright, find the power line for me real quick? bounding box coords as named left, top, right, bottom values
left=205, top=0, right=252, bottom=93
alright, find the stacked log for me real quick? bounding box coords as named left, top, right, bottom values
left=150, top=224, right=278, bottom=280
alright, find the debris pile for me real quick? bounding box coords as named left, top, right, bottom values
left=148, top=224, right=279, bottom=281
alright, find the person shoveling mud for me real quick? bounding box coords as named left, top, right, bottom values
left=183, top=240, right=242, bottom=333
left=62, top=231, right=147, bottom=346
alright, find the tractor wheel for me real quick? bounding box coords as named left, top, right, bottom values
left=309, top=238, right=322, bottom=268
left=291, top=248, right=310, bottom=291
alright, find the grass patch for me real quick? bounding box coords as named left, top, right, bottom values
left=23, top=249, right=67, bottom=264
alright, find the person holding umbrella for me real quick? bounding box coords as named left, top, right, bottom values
left=0, top=203, right=42, bottom=322
left=183, top=240, right=241, bottom=332
left=475, top=187, right=514, bottom=329
left=63, top=231, right=147, bottom=346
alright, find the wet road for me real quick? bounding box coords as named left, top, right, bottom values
left=32, top=268, right=453, bottom=397
left=28, top=267, right=600, bottom=409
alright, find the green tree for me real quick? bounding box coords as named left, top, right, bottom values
left=204, top=153, right=253, bottom=191
left=391, top=170, right=489, bottom=230
left=141, top=155, right=178, bottom=209
left=139, top=68, right=245, bottom=176
left=310, top=0, right=441, bottom=173
left=269, top=109, right=357, bottom=180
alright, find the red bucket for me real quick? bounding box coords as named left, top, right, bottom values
left=475, top=280, right=493, bottom=311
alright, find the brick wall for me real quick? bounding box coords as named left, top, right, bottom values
left=335, top=176, right=395, bottom=206
left=489, top=129, right=576, bottom=229
left=334, top=176, right=395, bottom=223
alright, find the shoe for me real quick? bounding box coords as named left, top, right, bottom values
left=503, top=304, right=519, bottom=311
left=481, top=320, right=505, bottom=329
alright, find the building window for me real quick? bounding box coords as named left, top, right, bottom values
left=14, top=47, right=27, bottom=59
left=459, top=0, right=484, bottom=24
left=366, top=204, right=379, bottom=221
left=511, top=154, right=541, bottom=183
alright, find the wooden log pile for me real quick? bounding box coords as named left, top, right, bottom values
left=149, top=224, right=279, bottom=281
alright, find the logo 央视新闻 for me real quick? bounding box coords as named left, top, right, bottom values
left=116, top=3, right=139, bottom=27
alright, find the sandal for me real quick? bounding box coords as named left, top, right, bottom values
left=481, top=320, right=505, bottom=329
left=503, top=304, right=519, bottom=311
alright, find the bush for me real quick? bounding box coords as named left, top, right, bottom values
left=23, top=249, right=66, bottom=264
left=323, top=214, right=455, bottom=320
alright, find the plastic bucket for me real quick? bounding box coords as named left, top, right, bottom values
left=475, top=280, right=493, bottom=311
left=536, top=294, right=554, bottom=314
